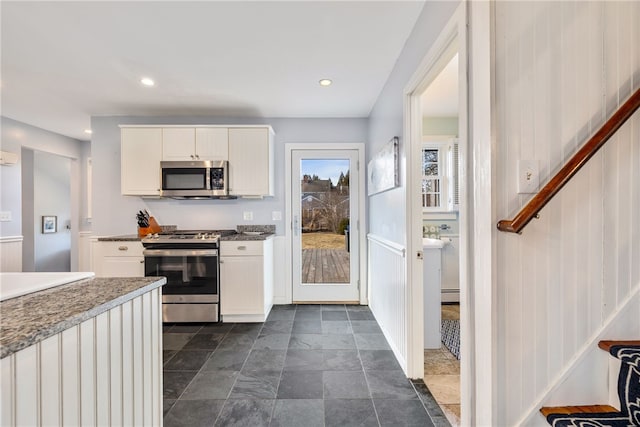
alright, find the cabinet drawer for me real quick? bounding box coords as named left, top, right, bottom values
left=98, top=241, right=144, bottom=257
left=221, top=241, right=263, bottom=256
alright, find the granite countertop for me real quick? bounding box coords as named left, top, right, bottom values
left=97, top=225, right=277, bottom=242
left=97, top=234, right=141, bottom=241
left=221, top=232, right=275, bottom=241
left=0, top=276, right=166, bottom=359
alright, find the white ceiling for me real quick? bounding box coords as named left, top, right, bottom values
left=1, top=1, right=427, bottom=141
left=421, top=53, right=458, bottom=118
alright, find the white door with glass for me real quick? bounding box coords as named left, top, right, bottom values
left=291, top=149, right=360, bottom=302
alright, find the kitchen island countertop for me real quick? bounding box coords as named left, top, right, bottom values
left=0, top=276, right=165, bottom=359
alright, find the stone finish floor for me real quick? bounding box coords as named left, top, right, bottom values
left=163, top=304, right=450, bottom=427
left=424, top=304, right=461, bottom=426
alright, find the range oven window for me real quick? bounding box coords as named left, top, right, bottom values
left=162, top=168, right=207, bottom=190
left=144, top=250, right=218, bottom=295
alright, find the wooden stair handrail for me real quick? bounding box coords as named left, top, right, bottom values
left=498, top=88, right=640, bottom=233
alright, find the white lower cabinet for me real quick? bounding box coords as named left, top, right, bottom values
left=220, top=238, right=274, bottom=322
left=440, top=235, right=460, bottom=302
left=91, top=241, right=145, bottom=277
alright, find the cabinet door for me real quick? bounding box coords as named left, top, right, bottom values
left=162, top=128, right=196, bottom=161
left=228, top=128, right=271, bottom=196
left=195, top=128, right=228, bottom=160
left=219, top=256, right=263, bottom=315
left=100, top=257, right=145, bottom=277
left=440, top=236, right=459, bottom=291
left=121, top=128, right=162, bottom=195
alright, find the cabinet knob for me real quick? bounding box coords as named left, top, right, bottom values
left=195, top=154, right=200, bottom=159
left=118, top=246, right=128, bottom=251
left=237, top=246, right=246, bottom=250
left=140, top=260, right=144, bottom=264
left=190, top=154, right=195, bottom=159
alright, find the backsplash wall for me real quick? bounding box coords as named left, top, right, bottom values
left=90, top=116, right=368, bottom=236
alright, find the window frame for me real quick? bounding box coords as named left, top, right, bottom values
left=421, top=138, right=458, bottom=212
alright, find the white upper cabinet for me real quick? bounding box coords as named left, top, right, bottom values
left=121, top=125, right=274, bottom=197
left=162, top=128, right=196, bottom=161
left=121, top=128, right=162, bottom=196
left=195, top=128, right=229, bottom=161
left=162, top=127, right=229, bottom=161
left=228, top=127, right=274, bottom=197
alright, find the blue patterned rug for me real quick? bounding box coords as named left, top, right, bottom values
left=441, top=319, right=460, bottom=360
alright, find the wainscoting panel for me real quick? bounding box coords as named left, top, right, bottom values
left=367, top=234, right=408, bottom=372
left=0, top=236, right=22, bottom=272
left=272, top=236, right=288, bottom=304
left=494, top=1, right=640, bottom=424
left=0, top=288, right=162, bottom=427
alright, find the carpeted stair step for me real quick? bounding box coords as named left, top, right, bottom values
left=540, top=342, right=640, bottom=426
left=598, top=340, right=640, bottom=352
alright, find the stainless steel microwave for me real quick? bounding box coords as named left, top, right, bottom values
left=161, top=160, right=230, bottom=198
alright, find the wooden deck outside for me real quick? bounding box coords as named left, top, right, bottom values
left=301, top=249, right=350, bottom=283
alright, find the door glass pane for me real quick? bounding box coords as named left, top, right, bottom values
left=300, top=159, right=350, bottom=284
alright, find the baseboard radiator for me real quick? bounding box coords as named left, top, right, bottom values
left=367, top=234, right=408, bottom=371
left=0, top=236, right=22, bottom=272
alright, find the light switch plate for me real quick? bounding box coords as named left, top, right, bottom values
left=0, top=211, right=11, bottom=222
left=272, top=211, right=282, bottom=221
left=243, top=211, right=253, bottom=221
left=517, top=160, right=539, bottom=194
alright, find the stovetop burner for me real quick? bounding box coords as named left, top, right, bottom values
left=141, top=229, right=235, bottom=245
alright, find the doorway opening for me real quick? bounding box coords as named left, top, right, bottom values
left=21, top=148, right=72, bottom=272
left=285, top=144, right=366, bottom=304
left=405, top=4, right=468, bottom=426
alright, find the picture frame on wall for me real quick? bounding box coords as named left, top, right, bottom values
left=367, top=136, right=399, bottom=196
left=42, top=215, right=57, bottom=234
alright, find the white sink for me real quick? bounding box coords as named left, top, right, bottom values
left=422, top=237, right=445, bottom=248
left=0, top=272, right=95, bottom=302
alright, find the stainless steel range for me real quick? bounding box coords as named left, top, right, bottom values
left=142, top=230, right=231, bottom=323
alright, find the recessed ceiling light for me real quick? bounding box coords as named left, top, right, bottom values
left=140, top=77, right=155, bottom=87
left=319, top=79, right=332, bottom=87
left=84, top=129, right=92, bottom=134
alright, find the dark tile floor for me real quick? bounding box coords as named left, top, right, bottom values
left=163, top=304, right=450, bottom=427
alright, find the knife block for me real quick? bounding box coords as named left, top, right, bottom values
left=138, top=226, right=152, bottom=237
left=138, top=216, right=162, bottom=237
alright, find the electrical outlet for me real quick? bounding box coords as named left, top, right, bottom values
left=243, top=211, right=253, bottom=221
left=0, top=211, right=11, bottom=222
left=517, top=160, right=539, bottom=194
left=272, top=211, right=282, bottom=221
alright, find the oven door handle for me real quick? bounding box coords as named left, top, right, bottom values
left=143, top=249, right=219, bottom=257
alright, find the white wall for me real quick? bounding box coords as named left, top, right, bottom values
left=33, top=151, right=71, bottom=271
left=90, top=116, right=368, bottom=236
left=0, top=117, right=87, bottom=272
left=493, top=2, right=640, bottom=425
left=366, top=0, right=459, bottom=373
